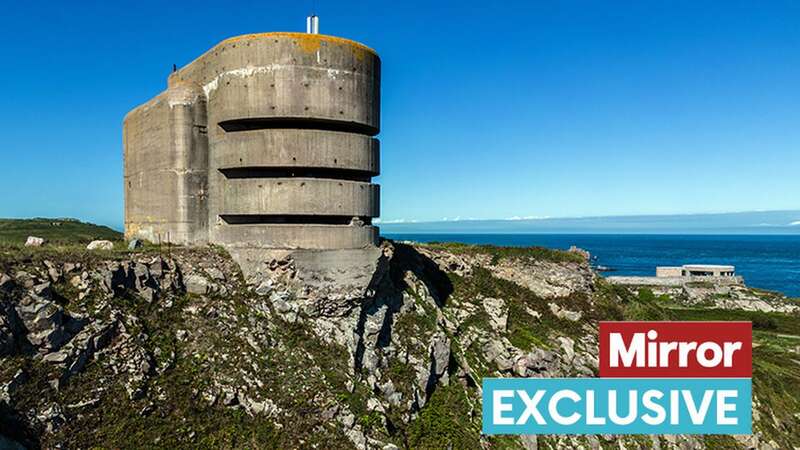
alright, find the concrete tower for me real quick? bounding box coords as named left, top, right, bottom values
left=123, top=30, right=381, bottom=254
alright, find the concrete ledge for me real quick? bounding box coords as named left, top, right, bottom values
left=215, top=224, right=378, bottom=249
left=214, top=129, right=378, bottom=174
left=219, top=178, right=379, bottom=217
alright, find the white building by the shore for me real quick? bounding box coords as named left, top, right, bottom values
left=656, top=264, right=736, bottom=278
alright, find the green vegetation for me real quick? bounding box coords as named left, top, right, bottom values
left=0, top=218, right=122, bottom=245
left=667, top=307, right=800, bottom=335
left=422, top=241, right=585, bottom=264
left=52, top=360, right=284, bottom=449
left=701, top=435, right=742, bottom=449
left=406, top=382, right=481, bottom=449
left=0, top=218, right=135, bottom=268
left=608, top=287, right=800, bottom=449
left=449, top=267, right=588, bottom=352
left=751, top=343, right=800, bottom=446
left=685, top=281, right=715, bottom=288
left=592, top=283, right=671, bottom=321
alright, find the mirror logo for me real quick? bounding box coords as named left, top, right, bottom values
left=482, top=322, right=752, bottom=435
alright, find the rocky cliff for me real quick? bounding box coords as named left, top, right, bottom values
left=1, top=241, right=799, bottom=449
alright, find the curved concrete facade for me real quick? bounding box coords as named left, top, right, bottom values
left=214, top=129, right=379, bottom=174
left=220, top=179, right=379, bottom=217
left=124, top=32, right=381, bottom=250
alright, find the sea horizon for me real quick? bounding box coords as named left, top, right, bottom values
left=383, top=233, right=800, bottom=298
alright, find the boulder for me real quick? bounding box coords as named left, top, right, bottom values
left=43, top=260, right=61, bottom=283
left=429, top=332, right=451, bottom=382
left=204, top=267, right=226, bottom=281
left=14, top=289, right=82, bottom=354
left=127, top=239, right=143, bottom=250
left=481, top=297, right=508, bottom=332
left=184, top=274, right=211, bottom=295
left=483, top=339, right=513, bottom=372
left=42, top=319, right=118, bottom=383
left=25, top=236, right=45, bottom=247
left=87, top=240, right=114, bottom=251
left=548, top=302, right=582, bottom=321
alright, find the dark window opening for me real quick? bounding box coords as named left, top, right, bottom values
left=218, top=117, right=378, bottom=136
left=219, top=167, right=373, bottom=182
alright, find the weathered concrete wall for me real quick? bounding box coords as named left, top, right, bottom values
left=124, top=32, right=381, bottom=250
left=123, top=82, right=208, bottom=245
left=220, top=179, right=379, bottom=216
left=213, top=129, right=379, bottom=174
left=217, top=225, right=378, bottom=250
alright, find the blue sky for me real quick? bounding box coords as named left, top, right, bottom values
left=1, top=0, right=799, bottom=230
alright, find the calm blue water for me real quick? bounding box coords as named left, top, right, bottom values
left=383, top=234, right=800, bottom=298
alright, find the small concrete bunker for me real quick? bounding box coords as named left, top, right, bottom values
left=123, top=28, right=381, bottom=253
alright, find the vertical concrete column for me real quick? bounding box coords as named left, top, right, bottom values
left=167, top=82, right=209, bottom=244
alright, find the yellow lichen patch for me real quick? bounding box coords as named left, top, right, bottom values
left=219, top=32, right=377, bottom=56
left=125, top=222, right=141, bottom=239
left=293, top=34, right=323, bottom=53
left=352, top=46, right=368, bottom=62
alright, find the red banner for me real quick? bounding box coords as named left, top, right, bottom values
left=599, top=321, right=752, bottom=378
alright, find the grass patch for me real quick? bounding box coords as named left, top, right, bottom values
left=0, top=218, right=121, bottom=245
left=598, top=285, right=675, bottom=321
left=667, top=307, right=800, bottom=335
left=421, top=242, right=585, bottom=264
left=406, top=383, right=480, bottom=449
left=685, top=281, right=715, bottom=288
left=751, top=345, right=800, bottom=448
left=450, top=267, right=588, bottom=351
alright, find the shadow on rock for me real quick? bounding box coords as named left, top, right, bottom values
left=353, top=241, right=454, bottom=372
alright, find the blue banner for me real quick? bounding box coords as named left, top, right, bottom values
left=482, top=378, right=751, bottom=435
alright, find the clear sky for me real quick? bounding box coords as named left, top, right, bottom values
left=1, top=0, right=798, bottom=229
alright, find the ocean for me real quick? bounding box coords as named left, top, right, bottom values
left=382, top=234, right=800, bottom=298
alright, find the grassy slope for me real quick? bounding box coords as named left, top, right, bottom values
left=607, top=286, right=800, bottom=448
left=2, top=224, right=798, bottom=448
left=405, top=246, right=800, bottom=449
left=0, top=218, right=122, bottom=245
left=421, top=241, right=585, bottom=264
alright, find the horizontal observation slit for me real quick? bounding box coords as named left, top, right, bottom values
left=219, top=167, right=373, bottom=182
left=220, top=215, right=373, bottom=226
left=218, top=118, right=378, bottom=136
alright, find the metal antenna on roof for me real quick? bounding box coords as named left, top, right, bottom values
left=306, top=14, right=319, bottom=34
